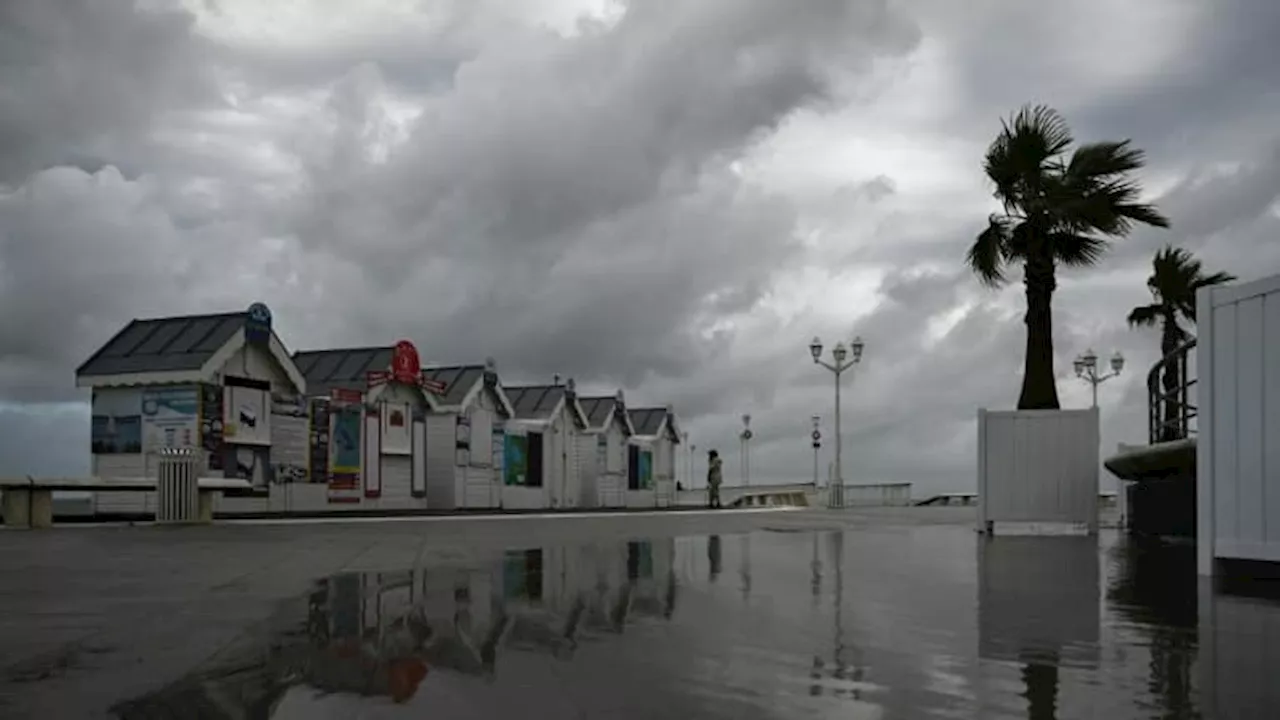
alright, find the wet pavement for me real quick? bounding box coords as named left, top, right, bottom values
left=2, top=507, right=1279, bottom=718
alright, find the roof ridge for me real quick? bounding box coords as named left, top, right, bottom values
left=292, top=344, right=395, bottom=357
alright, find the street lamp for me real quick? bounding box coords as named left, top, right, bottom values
left=739, top=414, right=753, bottom=486
left=1074, top=348, right=1124, bottom=408
left=681, top=431, right=690, bottom=489
left=810, top=335, right=864, bottom=508
left=810, top=415, right=822, bottom=487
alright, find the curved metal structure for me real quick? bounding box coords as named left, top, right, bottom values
left=1147, top=338, right=1197, bottom=444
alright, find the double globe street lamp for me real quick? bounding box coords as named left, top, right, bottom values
left=809, top=335, right=865, bottom=509
left=1074, top=348, right=1124, bottom=408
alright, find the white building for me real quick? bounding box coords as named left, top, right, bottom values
left=626, top=406, right=681, bottom=508
left=420, top=360, right=516, bottom=510
left=501, top=380, right=590, bottom=510
left=75, top=304, right=308, bottom=516
left=574, top=391, right=635, bottom=508
left=278, top=340, right=440, bottom=513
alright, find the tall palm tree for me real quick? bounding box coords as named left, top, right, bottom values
left=967, top=105, right=1169, bottom=409
left=1127, top=246, right=1235, bottom=440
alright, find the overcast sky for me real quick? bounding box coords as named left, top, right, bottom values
left=2, top=0, right=1278, bottom=495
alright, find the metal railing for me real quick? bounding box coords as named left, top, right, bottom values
left=1147, top=338, right=1197, bottom=444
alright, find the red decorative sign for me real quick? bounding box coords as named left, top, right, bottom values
left=420, top=372, right=447, bottom=394
left=331, top=388, right=363, bottom=404
left=392, top=340, right=420, bottom=384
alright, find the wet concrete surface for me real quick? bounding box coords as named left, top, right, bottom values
left=1, top=506, right=1278, bottom=718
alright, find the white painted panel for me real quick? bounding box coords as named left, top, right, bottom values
left=1236, top=296, right=1266, bottom=545
left=363, top=412, right=381, bottom=498
left=411, top=420, right=427, bottom=499
left=472, top=407, right=492, bottom=465
left=424, top=414, right=456, bottom=509
left=381, top=455, right=413, bottom=504
left=1202, top=275, right=1280, bottom=570
left=1212, top=303, right=1239, bottom=547
left=606, top=427, right=621, bottom=473
left=977, top=408, right=1100, bottom=529
left=1266, top=294, right=1280, bottom=546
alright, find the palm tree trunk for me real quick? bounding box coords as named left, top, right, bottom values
left=1159, top=317, right=1182, bottom=441
left=1017, top=248, right=1061, bottom=410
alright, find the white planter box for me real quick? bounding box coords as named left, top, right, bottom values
left=977, top=407, right=1101, bottom=533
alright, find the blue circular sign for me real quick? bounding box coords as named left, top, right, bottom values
left=247, top=302, right=272, bottom=324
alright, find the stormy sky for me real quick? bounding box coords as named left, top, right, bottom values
left=1, top=0, right=1278, bottom=494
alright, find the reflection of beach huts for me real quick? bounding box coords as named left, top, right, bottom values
left=626, top=406, right=682, bottom=508
left=283, top=340, right=440, bottom=511
left=574, top=391, right=635, bottom=509
left=420, top=360, right=516, bottom=510
left=501, top=380, right=590, bottom=510
left=74, top=303, right=307, bottom=515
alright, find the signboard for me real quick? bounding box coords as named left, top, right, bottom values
left=91, top=388, right=142, bottom=455
left=381, top=401, right=412, bottom=455
left=141, top=386, right=199, bottom=452
left=245, top=302, right=272, bottom=346
left=308, top=398, right=330, bottom=483
left=328, top=391, right=363, bottom=503
left=200, top=384, right=225, bottom=470
left=271, top=393, right=309, bottom=483
left=504, top=435, right=528, bottom=486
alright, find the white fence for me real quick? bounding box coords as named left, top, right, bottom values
left=1197, top=273, right=1280, bottom=575
left=977, top=408, right=1100, bottom=533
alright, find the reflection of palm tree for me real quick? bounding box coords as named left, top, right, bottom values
left=1106, top=540, right=1200, bottom=718
left=1021, top=653, right=1060, bottom=720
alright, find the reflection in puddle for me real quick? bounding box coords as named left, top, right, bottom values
left=108, top=530, right=1280, bottom=719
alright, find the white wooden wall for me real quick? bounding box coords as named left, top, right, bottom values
left=1197, top=273, right=1280, bottom=575
left=977, top=408, right=1100, bottom=531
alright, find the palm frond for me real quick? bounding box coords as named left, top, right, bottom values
left=967, top=215, right=1011, bottom=287
left=1067, top=140, right=1146, bottom=180
left=1126, top=303, right=1162, bottom=328
left=1051, top=232, right=1110, bottom=268
left=984, top=105, right=1073, bottom=215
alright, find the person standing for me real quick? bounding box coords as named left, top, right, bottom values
left=707, top=449, right=723, bottom=509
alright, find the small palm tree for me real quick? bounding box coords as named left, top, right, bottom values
left=1127, top=246, right=1235, bottom=440
left=968, top=105, right=1169, bottom=409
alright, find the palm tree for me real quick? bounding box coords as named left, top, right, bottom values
left=967, top=105, right=1169, bottom=409
left=1127, top=246, right=1234, bottom=440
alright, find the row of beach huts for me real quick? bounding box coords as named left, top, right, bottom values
left=73, top=303, right=682, bottom=516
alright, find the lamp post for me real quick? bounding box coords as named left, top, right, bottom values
left=1073, top=348, right=1124, bottom=408
left=810, top=335, right=864, bottom=509
left=740, top=414, right=753, bottom=486
left=690, top=443, right=697, bottom=487
left=810, top=415, right=822, bottom=488
left=682, top=432, right=690, bottom=489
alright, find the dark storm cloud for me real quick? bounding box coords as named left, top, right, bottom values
left=0, top=0, right=218, bottom=186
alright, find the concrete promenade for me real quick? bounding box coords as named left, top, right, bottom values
left=0, top=506, right=1110, bottom=717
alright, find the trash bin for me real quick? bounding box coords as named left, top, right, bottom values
left=156, top=448, right=200, bottom=523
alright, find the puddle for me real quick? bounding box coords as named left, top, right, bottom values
left=108, top=531, right=1280, bottom=719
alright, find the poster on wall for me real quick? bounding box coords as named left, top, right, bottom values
left=504, top=435, right=528, bottom=486
left=455, top=416, right=471, bottom=466
left=328, top=399, right=363, bottom=503
left=90, top=389, right=142, bottom=454
left=308, top=398, right=330, bottom=484
left=639, top=450, right=653, bottom=490
left=227, top=445, right=271, bottom=490
left=199, top=384, right=225, bottom=470
left=381, top=401, right=412, bottom=455
left=223, top=377, right=271, bottom=446
left=271, top=393, right=309, bottom=483
left=141, top=386, right=199, bottom=452
left=596, top=435, right=607, bottom=473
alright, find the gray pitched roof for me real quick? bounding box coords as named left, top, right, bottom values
left=420, top=365, right=487, bottom=407
left=504, top=385, right=566, bottom=421
left=77, top=312, right=248, bottom=377
left=577, top=396, right=617, bottom=429
left=292, top=346, right=394, bottom=397
left=628, top=407, right=669, bottom=437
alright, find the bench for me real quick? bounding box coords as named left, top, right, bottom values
left=0, top=476, right=253, bottom=529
